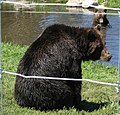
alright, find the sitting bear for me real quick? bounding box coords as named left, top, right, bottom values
left=14, top=24, right=112, bottom=111
left=92, top=9, right=111, bottom=27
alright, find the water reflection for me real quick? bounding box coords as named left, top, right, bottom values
left=1, top=11, right=119, bottom=66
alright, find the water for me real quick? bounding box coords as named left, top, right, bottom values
left=1, top=8, right=119, bottom=66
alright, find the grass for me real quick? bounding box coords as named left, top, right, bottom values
left=98, top=0, right=120, bottom=7
left=1, top=42, right=120, bottom=115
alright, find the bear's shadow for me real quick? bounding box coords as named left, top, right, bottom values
left=80, top=100, right=108, bottom=112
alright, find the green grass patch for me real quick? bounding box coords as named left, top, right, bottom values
left=1, top=42, right=120, bottom=115
left=98, top=0, right=120, bottom=7
left=1, top=3, right=15, bottom=11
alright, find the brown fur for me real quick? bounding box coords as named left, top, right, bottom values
left=14, top=24, right=112, bottom=111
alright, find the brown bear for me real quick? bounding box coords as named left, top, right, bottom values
left=14, top=24, right=112, bottom=111
left=92, top=9, right=111, bottom=27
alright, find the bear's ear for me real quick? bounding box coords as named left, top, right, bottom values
left=104, top=9, right=107, bottom=13
left=94, top=24, right=101, bottom=31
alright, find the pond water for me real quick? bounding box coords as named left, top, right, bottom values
left=1, top=7, right=120, bottom=66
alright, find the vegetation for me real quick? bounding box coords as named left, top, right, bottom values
left=98, top=0, right=120, bottom=8
left=1, top=42, right=120, bottom=115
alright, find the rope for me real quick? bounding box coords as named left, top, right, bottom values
left=2, top=1, right=67, bottom=6
left=89, top=4, right=120, bottom=11
left=1, top=70, right=120, bottom=87
left=21, top=11, right=119, bottom=15
left=1, top=1, right=120, bottom=11
left=1, top=10, right=119, bottom=16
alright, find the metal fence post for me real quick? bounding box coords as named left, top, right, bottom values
left=117, top=11, right=120, bottom=115
left=0, top=0, right=3, bottom=115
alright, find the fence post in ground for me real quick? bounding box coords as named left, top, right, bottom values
left=0, top=0, right=3, bottom=115
left=117, top=11, right=120, bottom=115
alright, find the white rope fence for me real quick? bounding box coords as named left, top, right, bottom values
left=1, top=70, right=120, bottom=88
left=1, top=1, right=119, bottom=15
left=1, top=0, right=120, bottom=11
left=2, top=1, right=67, bottom=6
left=89, top=4, right=120, bottom=11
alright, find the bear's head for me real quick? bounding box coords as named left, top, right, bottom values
left=85, top=25, right=112, bottom=61
left=93, top=8, right=110, bottom=27
left=95, top=9, right=107, bottom=24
